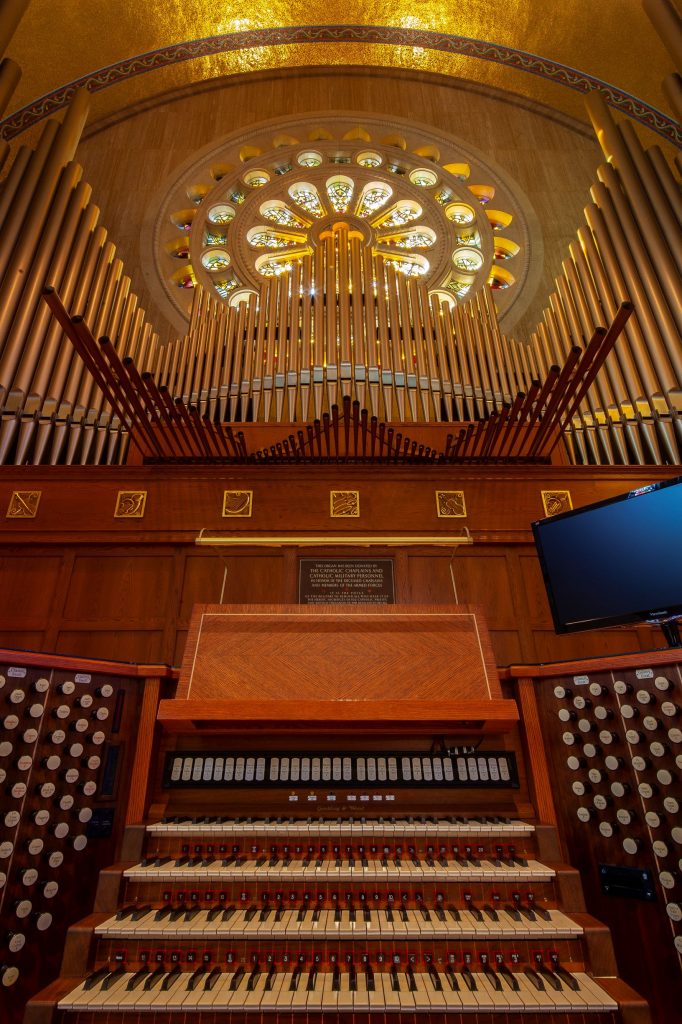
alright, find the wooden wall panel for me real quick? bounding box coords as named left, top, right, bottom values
left=0, top=465, right=676, bottom=670
left=0, top=554, right=62, bottom=626
left=55, top=629, right=165, bottom=662
left=62, top=554, right=174, bottom=624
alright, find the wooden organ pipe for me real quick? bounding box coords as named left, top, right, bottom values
left=0, top=56, right=20, bottom=116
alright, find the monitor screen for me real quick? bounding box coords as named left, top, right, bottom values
left=532, top=477, right=682, bottom=634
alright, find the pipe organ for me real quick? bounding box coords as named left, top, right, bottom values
left=0, top=85, right=678, bottom=467
left=15, top=602, right=672, bottom=1023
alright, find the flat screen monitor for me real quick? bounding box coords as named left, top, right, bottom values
left=532, top=476, right=682, bottom=644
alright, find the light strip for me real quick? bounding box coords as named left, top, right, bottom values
left=195, top=528, right=472, bottom=547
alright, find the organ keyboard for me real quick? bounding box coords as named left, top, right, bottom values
left=27, top=603, right=650, bottom=1022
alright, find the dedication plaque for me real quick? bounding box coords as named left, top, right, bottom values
left=298, top=559, right=395, bottom=605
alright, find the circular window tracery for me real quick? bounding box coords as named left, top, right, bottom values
left=153, top=114, right=528, bottom=324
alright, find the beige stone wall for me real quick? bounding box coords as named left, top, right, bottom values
left=75, top=67, right=603, bottom=348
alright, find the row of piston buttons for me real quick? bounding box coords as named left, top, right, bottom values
left=554, top=676, right=675, bottom=702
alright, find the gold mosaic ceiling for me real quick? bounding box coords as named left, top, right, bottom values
left=3, top=1, right=678, bottom=139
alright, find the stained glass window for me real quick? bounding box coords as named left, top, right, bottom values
left=297, top=151, right=323, bottom=167
left=452, top=248, right=483, bottom=273
left=445, top=203, right=475, bottom=225
left=208, top=204, right=235, bottom=225
left=260, top=202, right=308, bottom=228
left=356, top=151, right=382, bottom=168
left=289, top=183, right=325, bottom=218
left=356, top=183, right=392, bottom=219
left=326, top=176, right=354, bottom=214
left=409, top=168, right=438, bottom=188
left=372, top=201, right=421, bottom=228
left=201, top=249, right=231, bottom=271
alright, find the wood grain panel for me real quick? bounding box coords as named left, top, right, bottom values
left=157, top=696, right=519, bottom=732
left=177, top=603, right=501, bottom=702
left=0, top=555, right=61, bottom=623
left=453, top=551, right=520, bottom=628
left=55, top=629, right=165, bottom=662
left=62, top=554, right=174, bottom=623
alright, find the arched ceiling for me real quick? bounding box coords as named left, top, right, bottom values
left=2, top=1, right=680, bottom=145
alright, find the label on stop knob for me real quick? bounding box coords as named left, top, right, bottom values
left=33, top=810, right=50, bottom=826
left=598, top=821, right=614, bottom=837
left=653, top=841, right=669, bottom=858
left=666, top=902, right=681, bottom=921
left=48, top=851, right=64, bottom=868
left=15, top=899, right=31, bottom=918
left=664, top=798, right=680, bottom=814
left=81, top=781, right=97, bottom=796
left=643, top=716, right=659, bottom=731
left=91, top=731, right=105, bottom=745
left=638, top=782, right=654, bottom=799
left=661, top=702, right=678, bottom=718
left=4, top=811, right=20, bottom=828
left=16, top=755, right=32, bottom=771
left=617, top=809, right=632, bottom=825
left=594, top=795, right=608, bottom=810
left=34, top=678, right=49, bottom=693
left=660, top=872, right=675, bottom=890
left=35, top=912, right=53, bottom=931
left=27, top=839, right=43, bottom=855
left=42, top=881, right=59, bottom=898
left=21, top=868, right=38, bottom=886
left=623, top=837, right=638, bottom=854
left=576, top=807, right=591, bottom=822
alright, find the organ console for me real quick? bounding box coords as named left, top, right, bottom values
left=15, top=603, right=664, bottom=1022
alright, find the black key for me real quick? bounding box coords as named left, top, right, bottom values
left=244, top=905, right=258, bottom=922
left=365, top=966, right=375, bottom=992
left=127, top=966, right=150, bottom=991
left=444, top=965, right=459, bottom=991
left=101, top=967, right=125, bottom=991
left=504, top=905, right=522, bottom=922
left=435, top=906, right=446, bottom=922
left=290, top=966, right=302, bottom=991
left=204, top=967, right=222, bottom=991
left=184, top=906, right=201, bottom=921
left=229, top=967, right=245, bottom=991
left=332, top=966, right=341, bottom=991
left=524, top=968, right=545, bottom=991
left=420, top=906, right=431, bottom=921
left=498, top=964, right=520, bottom=992
left=161, top=965, right=181, bottom=991
left=427, top=966, right=442, bottom=991
left=143, top=965, right=164, bottom=991
left=555, top=966, right=580, bottom=991
left=349, top=965, right=357, bottom=992
left=247, top=965, right=260, bottom=991
left=169, top=906, right=185, bottom=922
left=207, top=905, right=222, bottom=922
left=538, top=966, right=562, bottom=991
left=406, top=967, right=417, bottom=992
left=483, top=904, right=499, bottom=922
left=385, top=906, right=394, bottom=922
left=390, top=966, right=401, bottom=992
left=484, top=965, right=502, bottom=992
left=363, top=906, right=371, bottom=923
left=264, top=965, right=277, bottom=991
left=297, top=905, right=308, bottom=922
left=259, top=907, right=271, bottom=922
left=115, top=905, right=136, bottom=921
left=448, top=906, right=461, bottom=922
left=306, top=968, right=318, bottom=992
left=84, top=966, right=110, bottom=991
left=188, top=966, right=207, bottom=991
left=334, top=907, right=342, bottom=923
left=462, top=968, right=477, bottom=992
left=221, top=905, right=236, bottom=921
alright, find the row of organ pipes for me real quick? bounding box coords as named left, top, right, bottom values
left=0, top=47, right=679, bottom=466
